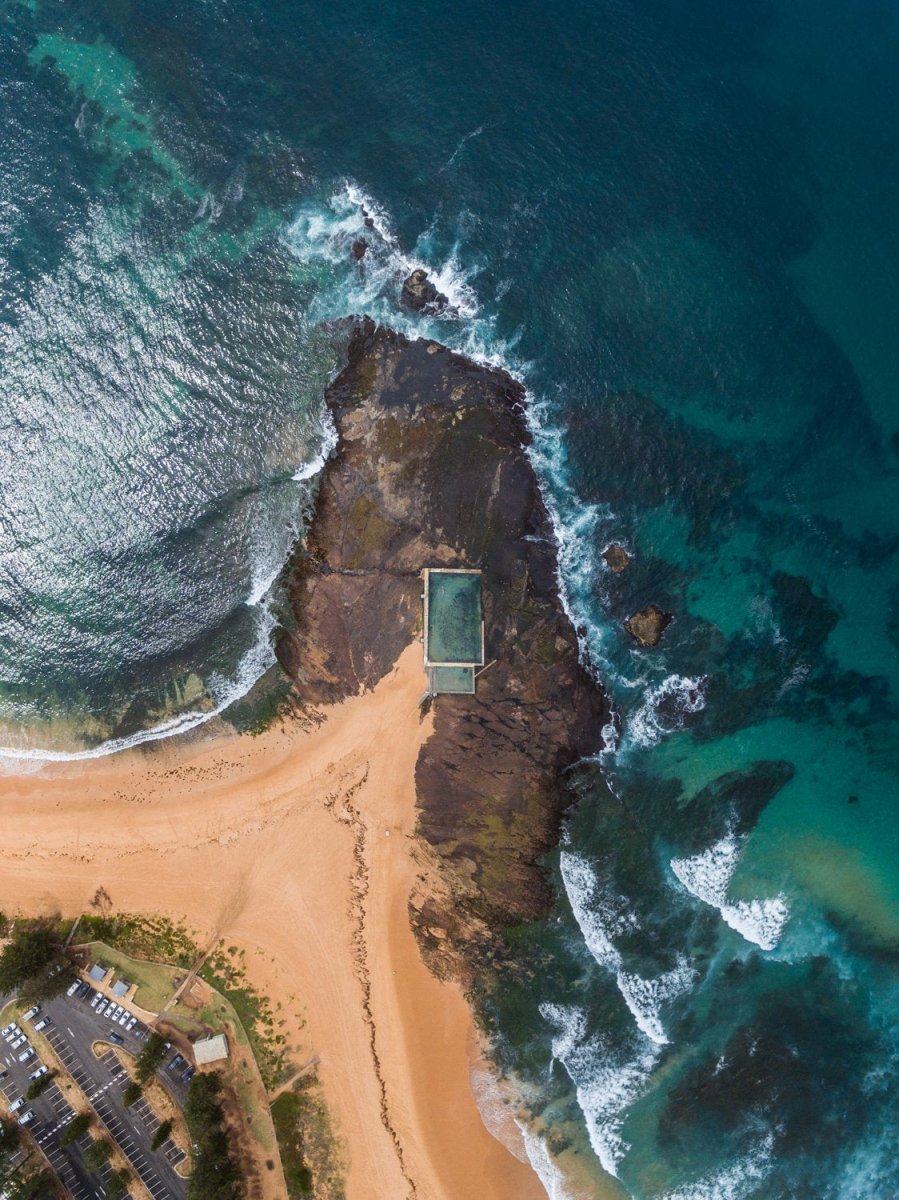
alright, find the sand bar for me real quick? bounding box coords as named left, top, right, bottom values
left=0, top=644, right=544, bottom=1200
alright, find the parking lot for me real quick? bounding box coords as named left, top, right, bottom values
left=2, top=986, right=189, bottom=1200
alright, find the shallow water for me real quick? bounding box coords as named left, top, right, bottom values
left=2, top=0, right=898, bottom=1194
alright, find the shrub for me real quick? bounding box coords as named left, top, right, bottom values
left=185, top=1072, right=242, bottom=1199
left=122, top=1082, right=142, bottom=1107
left=83, top=1138, right=113, bottom=1171
left=59, top=1112, right=91, bottom=1146
left=26, top=1072, right=56, bottom=1100
left=104, top=1168, right=131, bottom=1199
left=150, top=1119, right=173, bottom=1151
left=0, top=922, right=67, bottom=1002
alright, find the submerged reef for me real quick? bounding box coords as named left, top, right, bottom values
left=280, top=319, right=608, bottom=976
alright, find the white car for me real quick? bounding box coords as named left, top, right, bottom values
left=90, top=992, right=102, bottom=1008
left=29, top=1065, right=48, bottom=1081
left=96, top=999, right=108, bottom=1015
left=117, top=1011, right=129, bottom=1026
left=65, top=980, right=80, bottom=998
left=17, top=1049, right=34, bottom=1063
left=22, top=1006, right=40, bottom=1022
left=108, top=1005, right=122, bottom=1021
left=17, top=1110, right=34, bottom=1126
left=3, top=1025, right=20, bottom=1043
left=1, top=1022, right=17, bottom=1036
left=9, top=1097, right=24, bottom=1113
left=125, top=1017, right=137, bottom=1032
left=10, top=1035, right=26, bottom=1050
left=33, top=1018, right=49, bottom=1033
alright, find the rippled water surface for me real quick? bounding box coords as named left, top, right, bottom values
left=2, top=1, right=898, bottom=1195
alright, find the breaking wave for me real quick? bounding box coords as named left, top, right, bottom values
left=660, top=1133, right=775, bottom=1200
left=560, top=851, right=695, bottom=1045
left=670, top=834, right=790, bottom=951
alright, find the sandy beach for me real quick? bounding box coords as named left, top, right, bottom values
left=0, top=644, right=545, bottom=1200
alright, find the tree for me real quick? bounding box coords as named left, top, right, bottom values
left=0, top=921, right=68, bottom=1003
left=83, top=1138, right=113, bottom=1172
left=150, top=1119, right=173, bottom=1151
left=59, top=1112, right=91, bottom=1147
left=122, top=1082, right=142, bottom=1107
left=185, top=1073, right=243, bottom=1200
left=26, top=1072, right=56, bottom=1100
left=135, top=1031, right=168, bottom=1083
left=105, top=1169, right=131, bottom=1200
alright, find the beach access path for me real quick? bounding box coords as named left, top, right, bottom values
left=0, top=644, right=544, bottom=1200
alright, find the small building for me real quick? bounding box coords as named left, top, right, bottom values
left=88, top=963, right=108, bottom=983
left=422, top=568, right=485, bottom=695
left=110, top=978, right=130, bottom=998
left=193, top=1034, right=229, bottom=1065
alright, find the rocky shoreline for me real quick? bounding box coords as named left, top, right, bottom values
left=278, top=318, right=609, bottom=979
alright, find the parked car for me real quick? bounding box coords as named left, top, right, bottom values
left=181, top=1066, right=195, bottom=1083
left=33, top=1018, right=49, bottom=1033
left=108, top=1005, right=122, bottom=1021
left=65, top=980, right=80, bottom=998
left=17, top=1110, right=34, bottom=1126
left=125, top=1017, right=137, bottom=1032
left=90, top=992, right=102, bottom=1008
left=108, top=1033, right=124, bottom=1045
left=22, top=1006, right=40, bottom=1022
left=95, top=999, right=108, bottom=1015
left=167, top=1054, right=185, bottom=1072
left=10, top=1035, right=26, bottom=1050
left=9, top=1097, right=24, bottom=1113
left=1, top=1022, right=17, bottom=1036
left=75, top=982, right=91, bottom=1000
left=3, top=1026, right=20, bottom=1043
left=17, top=1049, right=34, bottom=1063
left=117, top=1011, right=129, bottom=1026
left=29, top=1065, right=48, bottom=1081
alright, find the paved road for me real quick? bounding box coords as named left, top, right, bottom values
left=3, top=991, right=188, bottom=1200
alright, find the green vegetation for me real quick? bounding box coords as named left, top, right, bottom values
left=122, top=1081, right=142, bottom=1107
left=226, top=675, right=294, bottom=737
left=83, top=1138, right=113, bottom=1171
left=184, top=1072, right=242, bottom=1200
left=135, top=1031, right=169, bottom=1083
left=78, top=912, right=199, bottom=968
left=200, top=945, right=291, bottom=1087
left=0, top=920, right=68, bottom=1002
left=105, top=1169, right=131, bottom=1200
left=270, top=1092, right=313, bottom=1197
left=0, top=1120, right=53, bottom=1198
left=80, top=941, right=182, bottom=1013
left=151, top=1118, right=174, bottom=1151
left=26, top=1071, right=56, bottom=1100
left=59, top=1112, right=92, bottom=1146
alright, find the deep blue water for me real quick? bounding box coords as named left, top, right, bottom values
left=2, top=1, right=899, bottom=1195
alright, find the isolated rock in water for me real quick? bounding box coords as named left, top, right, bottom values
left=624, top=603, right=673, bottom=647
left=401, top=268, right=448, bottom=313
left=352, top=237, right=368, bottom=260
left=603, top=543, right=630, bottom=573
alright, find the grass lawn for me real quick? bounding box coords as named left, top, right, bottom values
left=83, top=942, right=182, bottom=1013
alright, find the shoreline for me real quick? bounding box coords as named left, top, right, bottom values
left=0, top=643, right=545, bottom=1200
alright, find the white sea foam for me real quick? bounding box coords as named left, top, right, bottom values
left=560, top=851, right=694, bottom=1044
left=0, top=606, right=278, bottom=763
left=627, top=673, right=707, bottom=749
left=671, top=834, right=790, bottom=951
left=660, top=1132, right=775, bottom=1200
left=516, top=1122, right=577, bottom=1200
left=541, top=1002, right=657, bottom=1178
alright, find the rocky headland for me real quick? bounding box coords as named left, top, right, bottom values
left=279, top=318, right=608, bottom=978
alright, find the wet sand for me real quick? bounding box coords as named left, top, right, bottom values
left=0, top=645, right=544, bottom=1200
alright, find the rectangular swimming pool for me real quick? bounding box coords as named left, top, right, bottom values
left=424, top=569, right=484, bottom=666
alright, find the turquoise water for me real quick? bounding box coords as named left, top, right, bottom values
left=425, top=571, right=483, bottom=665
left=2, top=0, right=898, bottom=1195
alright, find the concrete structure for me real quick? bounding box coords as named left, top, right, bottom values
left=110, top=979, right=130, bottom=998
left=193, top=1034, right=229, bottom=1065
left=88, top=963, right=108, bottom=983
left=422, top=568, right=484, bottom=695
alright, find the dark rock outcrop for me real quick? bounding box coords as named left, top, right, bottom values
left=281, top=320, right=608, bottom=975
left=352, top=237, right=368, bottom=261
left=400, top=269, right=448, bottom=313
left=603, top=543, right=630, bottom=573
left=625, top=603, right=673, bottom=647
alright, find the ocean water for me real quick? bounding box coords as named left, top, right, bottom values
left=3, top=0, right=898, bottom=1195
